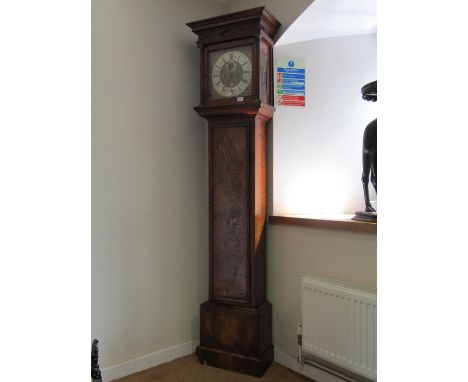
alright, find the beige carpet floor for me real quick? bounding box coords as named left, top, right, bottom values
left=113, top=354, right=315, bottom=382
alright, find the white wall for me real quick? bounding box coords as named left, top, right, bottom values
left=229, top=0, right=377, bottom=365
left=267, top=224, right=376, bottom=357
left=92, top=0, right=226, bottom=368
left=267, top=35, right=377, bottom=361
left=275, top=0, right=377, bottom=46
left=273, top=34, right=377, bottom=215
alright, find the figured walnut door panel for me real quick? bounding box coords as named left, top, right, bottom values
left=210, top=124, right=250, bottom=303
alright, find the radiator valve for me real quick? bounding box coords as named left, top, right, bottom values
left=297, top=323, right=304, bottom=366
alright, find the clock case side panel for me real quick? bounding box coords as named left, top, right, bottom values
left=258, top=35, right=274, bottom=105
left=252, top=115, right=268, bottom=307
left=208, top=115, right=268, bottom=308
left=203, top=38, right=259, bottom=107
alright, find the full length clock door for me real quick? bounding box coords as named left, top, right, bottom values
left=210, top=121, right=250, bottom=303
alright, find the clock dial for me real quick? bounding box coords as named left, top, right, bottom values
left=209, top=47, right=252, bottom=99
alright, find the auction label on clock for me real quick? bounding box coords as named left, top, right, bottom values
left=276, top=58, right=305, bottom=107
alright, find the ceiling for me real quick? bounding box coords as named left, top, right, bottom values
left=276, top=0, right=377, bottom=46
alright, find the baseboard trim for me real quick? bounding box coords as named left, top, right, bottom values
left=274, top=348, right=346, bottom=382
left=101, top=339, right=199, bottom=382
left=101, top=341, right=349, bottom=382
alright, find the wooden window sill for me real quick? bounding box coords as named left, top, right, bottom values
left=269, top=214, right=377, bottom=234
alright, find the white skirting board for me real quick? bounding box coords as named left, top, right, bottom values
left=101, top=340, right=343, bottom=382
left=101, top=339, right=199, bottom=382
left=274, top=348, right=345, bottom=382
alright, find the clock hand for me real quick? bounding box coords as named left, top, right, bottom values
left=227, top=61, right=237, bottom=85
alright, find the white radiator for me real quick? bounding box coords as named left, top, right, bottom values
left=301, top=276, right=377, bottom=381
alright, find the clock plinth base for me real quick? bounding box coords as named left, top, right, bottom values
left=196, top=344, right=274, bottom=377
left=197, top=300, right=273, bottom=377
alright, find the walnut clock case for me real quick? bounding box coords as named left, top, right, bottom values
left=187, top=7, right=280, bottom=377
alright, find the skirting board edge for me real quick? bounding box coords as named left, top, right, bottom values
left=274, top=348, right=346, bottom=382
left=101, top=341, right=348, bottom=382
left=101, top=339, right=199, bottom=382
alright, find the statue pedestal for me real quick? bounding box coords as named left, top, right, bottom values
left=352, top=211, right=377, bottom=223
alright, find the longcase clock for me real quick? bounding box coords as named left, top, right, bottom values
left=187, top=7, right=280, bottom=377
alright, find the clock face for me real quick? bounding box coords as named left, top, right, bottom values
left=209, top=46, right=252, bottom=99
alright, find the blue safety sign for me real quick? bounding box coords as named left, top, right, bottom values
left=276, top=58, right=306, bottom=106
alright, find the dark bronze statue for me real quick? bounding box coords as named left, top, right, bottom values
left=354, top=81, right=377, bottom=222
left=91, top=339, right=102, bottom=382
